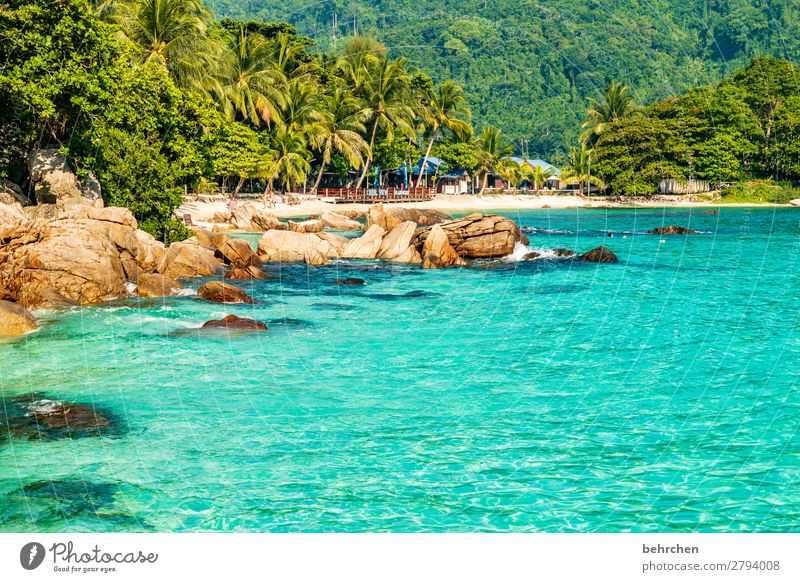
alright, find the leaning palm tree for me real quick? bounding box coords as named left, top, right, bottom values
left=268, top=126, right=311, bottom=193
left=215, top=26, right=287, bottom=126
left=415, top=80, right=472, bottom=188
left=281, top=77, right=322, bottom=132
left=307, top=89, right=371, bottom=194
left=581, top=81, right=636, bottom=145
left=107, top=0, right=216, bottom=92
left=475, top=126, right=514, bottom=195
left=561, top=144, right=603, bottom=196
left=355, top=56, right=415, bottom=188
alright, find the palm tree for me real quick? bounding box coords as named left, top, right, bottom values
left=561, top=144, right=603, bottom=196
left=475, top=126, right=514, bottom=195
left=355, top=56, right=414, bottom=188
left=268, top=126, right=311, bottom=193
left=335, top=36, right=387, bottom=90
left=581, top=81, right=636, bottom=144
left=496, top=159, right=524, bottom=191
left=215, top=26, right=286, bottom=126
left=415, top=80, right=472, bottom=188
left=307, top=89, right=371, bottom=194
left=281, top=77, right=322, bottom=131
left=525, top=163, right=556, bottom=192
left=107, top=0, right=216, bottom=92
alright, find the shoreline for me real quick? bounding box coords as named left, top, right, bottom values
left=178, top=194, right=794, bottom=222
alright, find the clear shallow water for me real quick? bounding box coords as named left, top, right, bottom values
left=1, top=207, right=799, bottom=532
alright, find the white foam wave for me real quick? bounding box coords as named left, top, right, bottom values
left=124, top=281, right=137, bottom=295
left=503, top=242, right=565, bottom=262
left=22, top=399, right=63, bottom=416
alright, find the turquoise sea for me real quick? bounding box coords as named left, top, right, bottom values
left=1, top=207, right=798, bottom=532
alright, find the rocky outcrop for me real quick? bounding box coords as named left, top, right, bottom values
left=648, top=226, right=699, bottom=235
left=201, top=314, right=267, bottom=331
left=320, top=211, right=362, bottom=230
left=377, top=221, right=417, bottom=260
left=578, top=246, right=618, bottom=263
left=0, top=300, right=38, bottom=336
left=415, top=213, right=528, bottom=259
left=226, top=266, right=268, bottom=280
left=197, top=281, right=254, bottom=304
left=0, top=180, right=31, bottom=206
left=258, top=230, right=344, bottom=264
left=135, top=273, right=186, bottom=298
left=367, top=204, right=449, bottom=231
left=158, top=242, right=222, bottom=279
left=421, top=224, right=467, bottom=269
left=553, top=248, right=576, bottom=257
left=230, top=203, right=285, bottom=231
left=215, top=237, right=259, bottom=268
left=342, top=225, right=386, bottom=259
left=0, top=207, right=137, bottom=307
left=0, top=202, right=27, bottom=227
left=212, top=211, right=232, bottom=223
left=288, top=219, right=324, bottom=233
left=27, top=149, right=101, bottom=206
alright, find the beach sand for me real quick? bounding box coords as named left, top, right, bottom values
left=177, top=193, right=785, bottom=225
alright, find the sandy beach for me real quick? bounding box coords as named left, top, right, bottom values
left=178, top=192, right=782, bottom=225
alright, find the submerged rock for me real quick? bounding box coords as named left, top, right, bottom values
left=553, top=248, right=576, bottom=257
left=334, top=278, right=366, bottom=285
left=523, top=251, right=541, bottom=260
left=578, top=246, right=618, bottom=263
left=135, top=273, right=185, bottom=298
left=648, top=226, right=698, bottom=235
left=2, top=394, right=118, bottom=440
left=201, top=314, right=267, bottom=331
left=197, top=281, right=254, bottom=304
left=0, top=300, right=37, bottom=336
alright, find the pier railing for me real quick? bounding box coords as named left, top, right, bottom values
left=317, top=187, right=436, bottom=203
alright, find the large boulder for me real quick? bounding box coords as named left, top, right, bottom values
left=198, top=281, right=254, bottom=304
left=578, top=246, right=618, bottom=263
left=367, top=204, right=449, bottom=231
left=230, top=203, right=285, bottom=231
left=216, top=237, right=259, bottom=268
left=415, top=213, right=528, bottom=259
left=0, top=180, right=31, bottom=206
left=341, top=224, right=386, bottom=259
left=377, top=221, right=418, bottom=260
left=421, top=224, right=467, bottom=269
left=257, top=230, right=342, bottom=264
left=135, top=273, right=186, bottom=298
left=0, top=202, right=27, bottom=228
left=28, top=149, right=84, bottom=205
left=320, top=211, right=361, bottom=231
left=226, top=266, right=268, bottom=280
left=0, top=210, right=131, bottom=307
left=158, top=242, right=223, bottom=279
left=0, top=300, right=38, bottom=336
left=288, top=219, right=324, bottom=233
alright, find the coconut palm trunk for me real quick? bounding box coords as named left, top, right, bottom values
left=479, top=173, right=489, bottom=196
left=415, top=135, right=436, bottom=189
left=311, top=160, right=328, bottom=194
left=355, top=118, right=380, bottom=189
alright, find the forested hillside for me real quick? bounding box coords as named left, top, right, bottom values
left=206, top=0, right=800, bottom=157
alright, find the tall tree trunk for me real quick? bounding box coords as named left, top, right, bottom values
left=311, top=159, right=328, bottom=195
left=479, top=172, right=489, bottom=196
left=231, top=176, right=246, bottom=196
left=415, top=135, right=436, bottom=189
left=356, top=118, right=380, bottom=189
